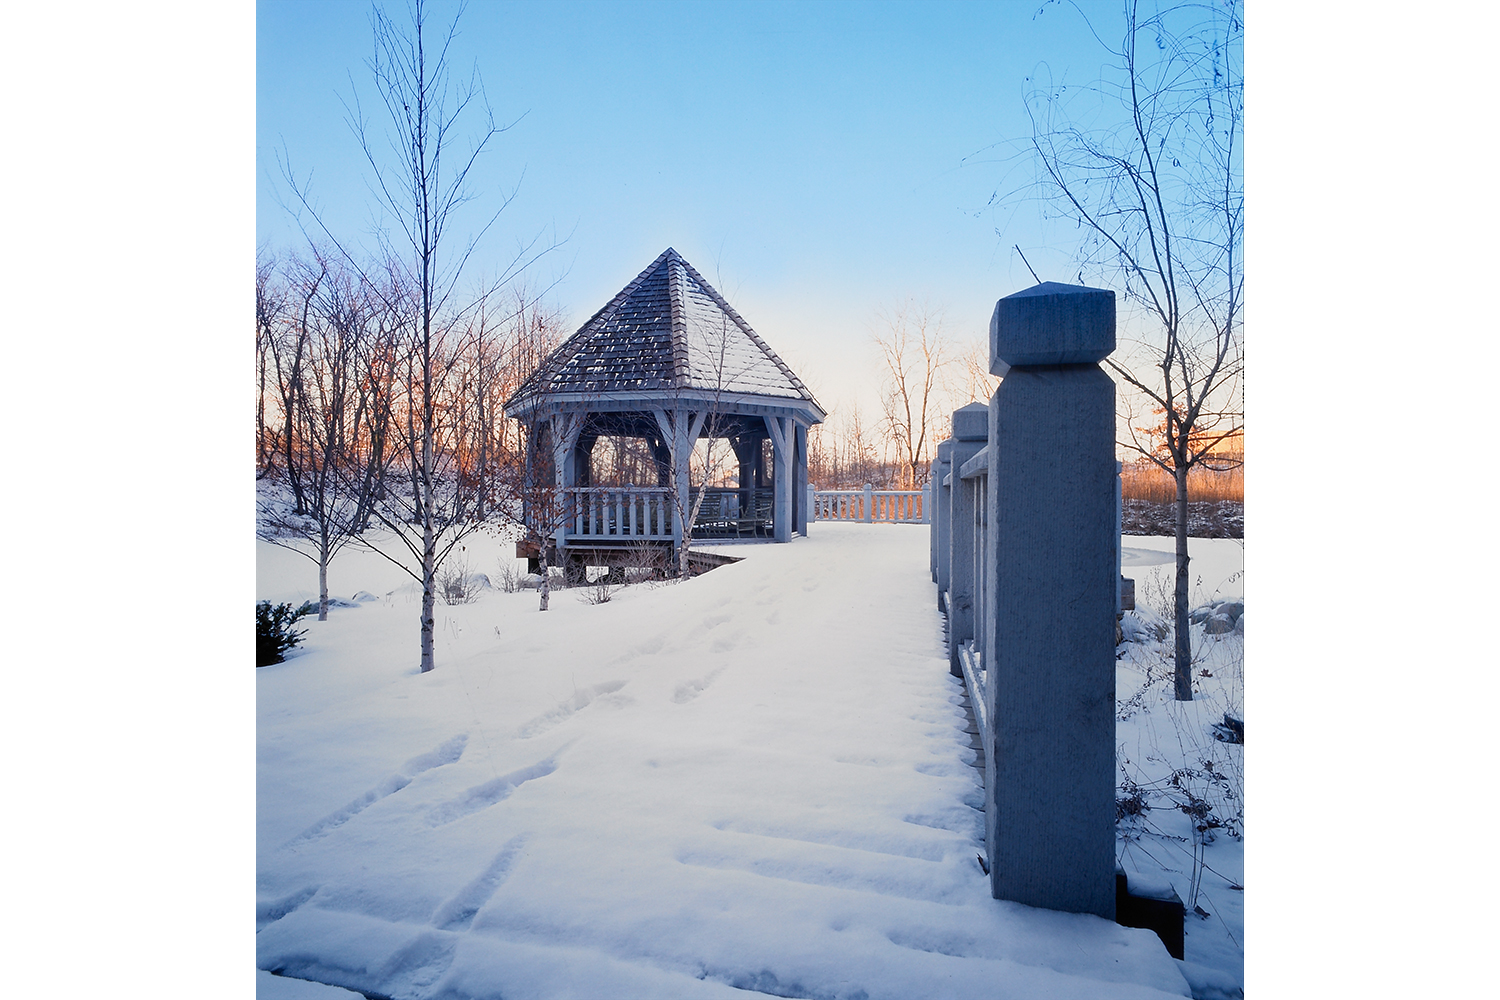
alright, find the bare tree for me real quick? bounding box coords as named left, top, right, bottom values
left=1025, top=0, right=1243, bottom=700
left=494, top=287, right=568, bottom=611
left=513, top=418, right=574, bottom=613
left=275, top=0, right=556, bottom=669
left=347, top=259, right=407, bottom=534
left=873, top=301, right=954, bottom=490
left=257, top=253, right=382, bottom=621
left=951, top=338, right=1001, bottom=408
left=847, top=403, right=885, bottom=488
left=459, top=295, right=503, bottom=519
left=256, top=251, right=287, bottom=476
left=813, top=402, right=879, bottom=490
left=264, top=258, right=322, bottom=514
left=668, top=307, right=742, bottom=581
left=805, top=418, right=832, bottom=490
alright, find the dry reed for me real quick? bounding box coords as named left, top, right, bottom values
left=1120, top=457, right=1243, bottom=504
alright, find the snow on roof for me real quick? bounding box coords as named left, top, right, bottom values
left=510, top=248, right=818, bottom=408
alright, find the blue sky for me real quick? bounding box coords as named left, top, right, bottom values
left=257, top=0, right=1131, bottom=420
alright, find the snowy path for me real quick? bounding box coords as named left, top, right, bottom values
left=257, top=523, right=1190, bottom=999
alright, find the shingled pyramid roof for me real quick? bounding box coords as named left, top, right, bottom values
left=509, top=248, right=818, bottom=410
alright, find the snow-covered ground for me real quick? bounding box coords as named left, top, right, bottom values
left=1117, top=538, right=1245, bottom=999
left=258, top=523, right=1241, bottom=999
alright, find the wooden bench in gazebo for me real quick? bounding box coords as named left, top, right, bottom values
left=505, top=248, right=825, bottom=578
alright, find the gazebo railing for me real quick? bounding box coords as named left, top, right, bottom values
left=811, top=484, right=926, bottom=523
left=565, top=487, right=675, bottom=540
left=561, top=486, right=779, bottom=541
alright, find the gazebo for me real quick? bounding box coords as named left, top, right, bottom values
left=505, top=248, right=825, bottom=577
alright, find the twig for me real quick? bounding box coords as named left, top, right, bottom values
left=1014, top=244, right=1043, bottom=285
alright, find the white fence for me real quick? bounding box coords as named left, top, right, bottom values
left=810, top=484, right=926, bottom=524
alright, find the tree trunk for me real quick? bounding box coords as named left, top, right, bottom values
left=1173, top=462, right=1193, bottom=701
left=538, top=543, right=550, bottom=612
left=257, top=337, right=269, bottom=471
left=420, top=503, right=436, bottom=670
left=420, top=557, right=436, bottom=670
left=419, top=424, right=436, bottom=671
left=319, top=524, right=331, bottom=621
left=419, top=311, right=436, bottom=672
left=475, top=349, right=488, bottom=520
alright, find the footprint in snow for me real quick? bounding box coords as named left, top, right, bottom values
left=426, top=757, right=561, bottom=827
left=516, top=680, right=628, bottom=738
left=673, top=666, right=726, bottom=704
left=281, top=734, right=468, bottom=848
left=256, top=885, right=320, bottom=931
left=430, top=833, right=529, bottom=930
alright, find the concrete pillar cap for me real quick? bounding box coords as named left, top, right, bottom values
left=951, top=402, right=989, bottom=442
left=990, top=281, right=1115, bottom=375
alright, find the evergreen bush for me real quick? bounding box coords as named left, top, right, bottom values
left=257, top=600, right=311, bottom=667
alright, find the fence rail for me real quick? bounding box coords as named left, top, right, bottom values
left=562, top=486, right=782, bottom=542
left=811, top=484, right=926, bottom=524
left=564, top=487, right=674, bottom=540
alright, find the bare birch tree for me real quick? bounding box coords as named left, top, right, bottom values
left=1025, top=0, right=1243, bottom=700
left=273, top=0, right=558, bottom=669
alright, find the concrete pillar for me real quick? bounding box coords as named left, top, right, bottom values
left=982, top=395, right=1001, bottom=706
left=945, top=403, right=989, bottom=678
left=862, top=483, right=873, bottom=523
left=928, top=471, right=938, bottom=578
left=934, top=440, right=953, bottom=609
left=983, top=281, right=1117, bottom=919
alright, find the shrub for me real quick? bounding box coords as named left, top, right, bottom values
left=579, top=577, right=620, bottom=605
left=495, top=558, right=524, bottom=593
left=438, top=556, right=486, bottom=605
left=257, top=600, right=310, bottom=667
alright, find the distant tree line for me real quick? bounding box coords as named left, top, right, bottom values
left=255, top=248, right=563, bottom=507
